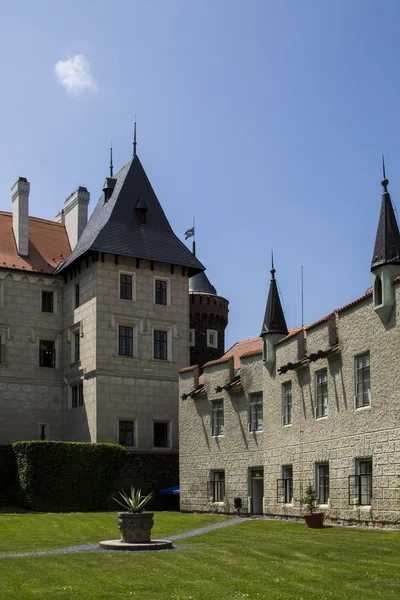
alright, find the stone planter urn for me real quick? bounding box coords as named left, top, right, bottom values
left=303, top=511, right=325, bottom=529
left=118, top=511, right=155, bottom=543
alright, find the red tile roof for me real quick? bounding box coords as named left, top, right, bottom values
left=204, top=337, right=262, bottom=370
left=0, top=211, right=70, bottom=274
left=179, top=364, right=199, bottom=374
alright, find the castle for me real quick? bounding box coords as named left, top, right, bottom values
left=0, top=141, right=228, bottom=450
left=179, top=167, right=400, bottom=527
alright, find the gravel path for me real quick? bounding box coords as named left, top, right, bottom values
left=0, top=516, right=246, bottom=557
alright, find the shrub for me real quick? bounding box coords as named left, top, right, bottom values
left=0, top=445, right=19, bottom=505
left=12, top=441, right=128, bottom=512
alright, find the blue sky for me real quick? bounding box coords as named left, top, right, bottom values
left=2, top=0, right=400, bottom=349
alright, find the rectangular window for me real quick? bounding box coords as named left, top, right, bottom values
left=119, top=326, right=133, bottom=356
left=120, top=274, right=133, bottom=300
left=74, top=330, right=80, bottom=363
left=155, top=279, right=167, bottom=305
left=153, top=421, right=170, bottom=448
left=277, top=466, right=293, bottom=503
left=154, top=330, right=168, bottom=360
left=317, top=463, right=329, bottom=504
left=75, top=284, right=80, bottom=309
left=210, top=471, right=225, bottom=502
left=355, top=353, right=370, bottom=408
left=207, top=329, right=218, bottom=348
left=315, top=369, right=328, bottom=418
left=249, top=393, right=263, bottom=432
left=39, top=340, right=55, bottom=368
left=71, top=382, right=84, bottom=408
left=41, top=290, right=54, bottom=313
left=0, top=333, right=5, bottom=364
left=212, top=400, right=224, bottom=437
left=119, top=420, right=136, bottom=447
left=189, top=329, right=195, bottom=347
left=282, top=382, right=292, bottom=426
left=349, top=459, right=372, bottom=505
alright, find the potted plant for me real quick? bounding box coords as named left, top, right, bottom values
left=113, top=486, right=154, bottom=543
left=298, top=483, right=324, bottom=529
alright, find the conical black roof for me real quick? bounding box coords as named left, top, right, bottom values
left=189, top=270, right=217, bottom=295
left=371, top=176, right=400, bottom=271
left=260, top=266, right=288, bottom=336
left=56, top=155, right=204, bottom=276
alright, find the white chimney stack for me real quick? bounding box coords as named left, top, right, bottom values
left=11, top=177, right=30, bottom=257
left=63, top=186, right=90, bottom=250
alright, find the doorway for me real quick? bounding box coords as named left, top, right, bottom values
left=250, top=468, right=264, bottom=515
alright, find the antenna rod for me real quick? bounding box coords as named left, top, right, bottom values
left=301, top=265, right=304, bottom=328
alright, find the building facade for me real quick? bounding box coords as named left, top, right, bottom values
left=0, top=149, right=210, bottom=451
left=179, top=173, right=400, bottom=527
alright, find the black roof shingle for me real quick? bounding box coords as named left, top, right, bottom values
left=56, top=155, right=204, bottom=276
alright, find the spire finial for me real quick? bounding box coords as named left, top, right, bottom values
left=110, top=141, right=113, bottom=178
left=133, top=120, right=137, bottom=157
left=271, top=250, right=276, bottom=279
left=382, top=154, right=389, bottom=192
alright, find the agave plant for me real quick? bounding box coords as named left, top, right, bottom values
left=112, top=486, right=153, bottom=513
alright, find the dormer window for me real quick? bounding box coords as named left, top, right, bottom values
left=135, top=196, right=148, bottom=225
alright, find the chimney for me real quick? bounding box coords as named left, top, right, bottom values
left=11, top=177, right=30, bottom=256
left=63, top=186, right=90, bottom=250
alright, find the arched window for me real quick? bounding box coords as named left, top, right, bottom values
left=374, top=275, right=383, bottom=306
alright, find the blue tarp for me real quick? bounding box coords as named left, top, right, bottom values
left=158, top=485, right=180, bottom=495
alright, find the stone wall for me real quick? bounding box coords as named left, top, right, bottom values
left=0, top=271, right=64, bottom=444
left=179, top=283, right=400, bottom=527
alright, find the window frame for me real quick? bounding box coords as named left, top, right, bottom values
left=354, top=352, right=371, bottom=409
left=211, top=399, right=224, bottom=437
left=316, top=463, right=329, bottom=504
left=153, top=420, right=171, bottom=449
left=349, top=459, right=372, bottom=506
left=153, top=329, right=170, bottom=361
left=154, top=278, right=169, bottom=306
left=39, top=339, right=56, bottom=368
left=249, top=393, right=263, bottom=432
left=119, top=325, right=134, bottom=357
left=118, top=419, right=137, bottom=448
left=119, top=272, right=136, bottom=302
left=74, top=283, right=80, bottom=309
left=41, top=290, right=54, bottom=313
left=210, top=470, right=225, bottom=503
left=282, top=381, right=292, bottom=426
left=277, top=465, right=293, bottom=504
left=207, top=329, right=218, bottom=349
left=315, top=368, right=328, bottom=419
left=71, top=382, right=84, bottom=408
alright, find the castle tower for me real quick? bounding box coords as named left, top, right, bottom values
left=371, top=158, right=400, bottom=323
left=189, top=270, right=229, bottom=367
left=260, top=255, right=288, bottom=372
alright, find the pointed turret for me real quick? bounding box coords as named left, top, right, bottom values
left=371, top=158, right=400, bottom=323
left=371, top=157, right=400, bottom=271
left=260, top=254, right=288, bottom=336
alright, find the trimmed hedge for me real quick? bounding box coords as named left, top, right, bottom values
left=0, top=445, right=19, bottom=505
left=12, top=441, right=128, bottom=512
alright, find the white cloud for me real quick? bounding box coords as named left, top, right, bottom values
left=54, top=54, right=97, bottom=94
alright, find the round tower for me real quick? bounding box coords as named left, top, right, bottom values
left=189, top=271, right=229, bottom=367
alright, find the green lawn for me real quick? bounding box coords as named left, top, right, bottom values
left=0, top=512, right=399, bottom=600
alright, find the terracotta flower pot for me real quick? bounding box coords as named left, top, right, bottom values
left=303, top=512, right=324, bottom=529
left=118, top=512, right=154, bottom=543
